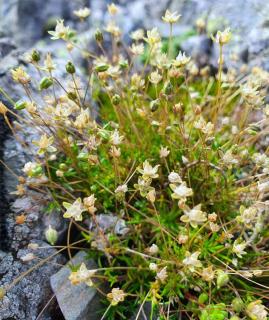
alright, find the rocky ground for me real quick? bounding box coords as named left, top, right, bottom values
left=0, top=0, right=269, bottom=319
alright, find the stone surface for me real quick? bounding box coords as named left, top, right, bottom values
left=0, top=240, right=66, bottom=320
left=50, top=251, right=102, bottom=320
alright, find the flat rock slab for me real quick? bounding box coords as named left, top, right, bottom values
left=50, top=251, right=102, bottom=320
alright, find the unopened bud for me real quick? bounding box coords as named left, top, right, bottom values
left=198, top=293, right=208, bottom=304
left=94, top=63, right=109, bottom=72
left=95, top=28, right=103, bottom=42
left=45, top=225, right=58, bottom=245
left=66, top=61, right=76, bottom=74
left=31, top=49, right=40, bottom=62
left=15, top=100, right=27, bottom=110
left=39, top=77, right=53, bottom=90
left=150, top=99, right=160, bottom=112
left=232, top=297, right=244, bottom=313
left=112, top=94, right=121, bottom=105
left=217, top=270, right=229, bottom=288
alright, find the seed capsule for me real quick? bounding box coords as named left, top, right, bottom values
left=39, top=77, right=53, bottom=90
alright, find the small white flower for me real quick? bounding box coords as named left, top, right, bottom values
left=156, top=266, right=168, bottom=283
left=183, top=251, right=202, bottom=272
left=63, top=198, right=85, bottom=221
left=162, top=9, right=181, bottom=24
left=213, top=28, right=232, bottom=45
left=110, top=129, right=124, bottom=145
left=148, top=244, right=159, bottom=255
left=180, top=204, right=207, bottom=228
left=246, top=300, right=268, bottom=320
left=144, top=28, right=161, bottom=47
left=83, top=195, right=97, bottom=214
left=115, top=184, right=128, bottom=194
left=170, top=182, right=193, bottom=201
left=232, top=239, right=247, bottom=258
left=201, top=266, right=215, bottom=282
left=149, top=263, right=158, bottom=271
left=69, top=263, right=96, bottom=287
left=107, top=288, right=126, bottom=306
left=73, top=7, right=91, bottom=20
left=149, top=71, right=162, bottom=84
left=130, top=29, right=144, bottom=41
left=159, top=146, right=170, bottom=158
left=138, top=161, right=159, bottom=180
left=48, top=19, right=70, bottom=40
left=173, top=51, right=191, bottom=67
left=147, top=189, right=156, bottom=203
left=168, top=172, right=182, bottom=184
left=130, top=43, right=144, bottom=55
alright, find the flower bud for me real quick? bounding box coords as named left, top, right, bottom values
left=59, top=163, right=67, bottom=170
left=66, top=61, right=76, bottom=74
left=94, top=63, right=109, bottom=72
left=150, top=99, right=160, bottom=112
left=31, top=165, right=43, bottom=177
left=39, top=77, right=53, bottom=90
left=45, top=225, right=58, bottom=245
left=232, top=297, right=244, bottom=313
left=112, top=94, right=121, bottom=105
left=15, top=100, right=27, bottom=110
left=67, top=91, right=77, bottom=101
left=217, top=270, right=229, bottom=289
left=95, top=28, right=104, bottom=42
left=31, top=49, right=40, bottom=62
left=164, top=81, right=173, bottom=95
left=198, top=293, right=209, bottom=304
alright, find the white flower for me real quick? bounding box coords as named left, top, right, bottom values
left=222, top=150, right=238, bottom=166
left=130, top=43, right=144, bottom=55
left=149, top=71, right=162, bottom=84
left=168, top=172, right=182, bottom=184
left=32, top=134, right=56, bottom=155
left=138, top=160, right=159, bottom=180
left=162, top=9, right=181, bottom=24
left=180, top=204, right=207, bottom=228
left=178, top=234, right=188, bottom=244
left=160, top=146, right=170, bottom=158
left=183, top=251, right=202, bottom=272
left=115, top=184, right=128, bottom=194
left=148, top=244, right=159, bottom=255
left=238, top=206, right=258, bottom=227
left=213, top=28, right=232, bottom=45
left=232, top=240, right=247, bottom=258
left=107, top=288, right=126, bottom=306
left=173, top=51, right=191, bottom=67
left=170, top=182, right=193, bottom=200
left=130, top=29, right=144, bottom=41
left=147, top=189, right=156, bottom=203
left=23, top=162, right=40, bottom=177
left=69, top=263, right=95, bottom=286
left=73, top=7, right=91, bottom=20
left=144, top=28, right=161, bottom=47
left=149, top=263, right=158, bottom=271
left=201, top=266, right=215, bottom=282
left=246, top=300, right=268, bottom=320
left=83, top=195, right=97, bottom=214
left=156, top=266, right=168, bottom=283
left=63, top=198, right=85, bottom=221
left=107, top=3, right=118, bottom=15
left=194, top=116, right=214, bottom=135
left=48, top=19, right=70, bottom=40
left=110, top=129, right=124, bottom=145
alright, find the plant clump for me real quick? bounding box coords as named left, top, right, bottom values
left=1, top=3, right=269, bottom=320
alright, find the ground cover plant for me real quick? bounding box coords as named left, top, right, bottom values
left=1, top=4, right=269, bottom=319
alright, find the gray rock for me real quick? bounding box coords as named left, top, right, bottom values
left=0, top=0, right=90, bottom=48
left=51, top=251, right=102, bottom=320
left=0, top=240, right=66, bottom=320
